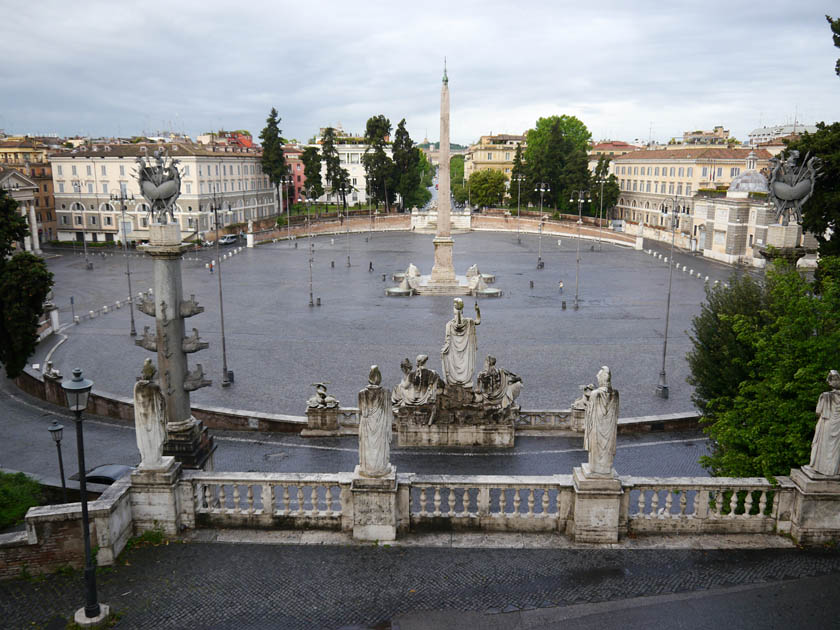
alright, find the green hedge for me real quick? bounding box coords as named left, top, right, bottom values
left=0, top=471, right=42, bottom=529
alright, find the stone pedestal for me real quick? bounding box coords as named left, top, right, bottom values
left=572, top=465, right=623, bottom=543
left=130, top=456, right=182, bottom=535
left=74, top=604, right=111, bottom=628
left=634, top=235, right=644, bottom=250
left=351, top=465, right=397, bottom=541
left=246, top=233, right=255, bottom=248
left=570, top=405, right=586, bottom=432
left=47, top=304, right=59, bottom=332
left=767, top=223, right=802, bottom=249
left=397, top=421, right=514, bottom=448
left=162, top=420, right=215, bottom=470
left=429, top=237, right=457, bottom=286
left=790, top=467, right=840, bottom=545
left=302, top=407, right=341, bottom=437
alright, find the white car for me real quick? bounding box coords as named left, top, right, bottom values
left=218, top=234, right=237, bottom=245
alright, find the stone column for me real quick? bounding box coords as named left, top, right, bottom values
left=139, top=223, right=215, bottom=470
left=429, top=67, right=457, bottom=287
left=21, top=208, right=32, bottom=252
left=28, top=203, right=41, bottom=254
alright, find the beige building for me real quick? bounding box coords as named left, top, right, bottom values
left=1, top=166, right=41, bottom=253
left=51, top=143, right=274, bottom=243
left=464, top=134, right=525, bottom=181
left=0, top=139, right=58, bottom=241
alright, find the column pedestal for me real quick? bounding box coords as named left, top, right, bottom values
left=351, top=466, right=397, bottom=541
left=302, top=407, right=341, bottom=437
left=790, top=467, right=840, bottom=545
left=429, top=237, right=457, bottom=286
left=129, top=456, right=182, bottom=535
left=572, top=465, right=623, bottom=543
left=246, top=233, right=254, bottom=248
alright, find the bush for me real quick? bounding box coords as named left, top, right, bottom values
left=0, top=471, right=42, bottom=529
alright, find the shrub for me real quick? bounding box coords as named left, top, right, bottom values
left=0, top=471, right=42, bottom=529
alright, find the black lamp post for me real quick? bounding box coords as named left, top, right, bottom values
left=47, top=420, right=67, bottom=503
left=61, top=368, right=101, bottom=621
left=655, top=195, right=683, bottom=399
left=210, top=188, right=232, bottom=387
left=110, top=191, right=137, bottom=336
left=535, top=183, right=550, bottom=267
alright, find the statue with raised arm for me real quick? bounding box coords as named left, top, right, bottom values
left=133, top=359, right=167, bottom=469
left=358, top=365, right=393, bottom=477
left=583, top=366, right=620, bottom=475
left=806, top=370, right=840, bottom=477
left=441, top=297, right=480, bottom=387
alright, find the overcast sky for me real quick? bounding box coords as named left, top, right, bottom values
left=2, top=1, right=837, bottom=146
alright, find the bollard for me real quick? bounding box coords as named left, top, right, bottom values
left=116, top=301, right=121, bottom=309
left=103, top=305, right=109, bottom=313
left=330, top=238, right=334, bottom=245
left=331, top=260, right=335, bottom=268
left=369, top=261, right=373, bottom=272
left=664, top=257, right=668, bottom=263
left=689, top=269, right=694, bottom=275
left=316, top=297, right=321, bottom=306
left=205, top=263, right=210, bottom=269
left=294, top=242, right=298, bottom=248
left=382, top=274, right=386, bottom=281
left=562, top=301, right=567, bottom=310
left=530, top=280, right=534, bottom=288
left=89, top=310, right=95, bottom=319
left=74, top=316, right=80, bottom=325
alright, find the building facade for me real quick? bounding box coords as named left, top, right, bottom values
left=464, top=134, right=525, bottom=180
left=748, top=123, right=818, bottom=146
left=0, top=139, right=58, bottom=241
left=1, top=166, right=41, bottom=253
left=51, top=143, right=275, bottom=243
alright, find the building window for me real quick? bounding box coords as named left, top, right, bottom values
left=58, top=183, right=65, bottom=193
left=669, top=167, right=675, bottom=176
left=57, top=165, right=63, bottom=176
left=120, top=182, right=127, bottom=195
left=668, top=182, right=674, bottom=194
left=62, top=215, right=68, bottom=225
left=183, top=165, right=190, bottom=176
left=730, top=167, right=740, bottom=177
left=71, top=165, right=77, bottom=176
left=632, top=181, right=637, bottom=191
left=101, top=165, right=106, bottom=176
left=102, top=183, right=108, bottom=194
left=87, top=183, right=93, bottom=193
left=717, top=167, right=723, bottom=178
left=216, top=165, right=219, bottom=176
left=487, top=152, right=492, bottom=160
left=105, top=216, right=112, bottom=225
left=702, top=166, right=708, bottom=177
left=687, top=167, right=693, bottom=177
left=505, top=152, right=510, bottom=160
left=120, top=165, right=125, bottom=176
left=678, top=167, right=684, bottom=177
left=141, top=217, right=148, bottom=227
left=90, top=216, right=96, bottom=225
left=646, top=181, right=651, bottom=192
left=185, top=183, right=191, bottom=194
left=686, top=184, right=692, bottom=195
left=75, top=216, right=82, bottom=225
left=86, top=165, right=92, bottom=176
left=677, top=183, right=683, bottom=195
left=653, top=167, right=658, bottom=176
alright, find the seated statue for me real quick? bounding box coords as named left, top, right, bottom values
left=475, top=355, right=522, bottom=409
left=465, top=264, right=481, bottom=278
left=391, top=358, right=414, bottom=408
left=307, top=383, right=339, bottom=409
left=407, top=354, right=442, bottom=406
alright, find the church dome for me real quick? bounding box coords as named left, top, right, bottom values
left=729, top=170, right=768, bottom=193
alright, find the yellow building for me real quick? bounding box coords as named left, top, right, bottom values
left=464, top=134, right=525, bottom=181
left=0, top=139, right=58, bottom=241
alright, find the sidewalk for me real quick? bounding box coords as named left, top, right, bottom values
left=2, top=537, right=839, bottom=629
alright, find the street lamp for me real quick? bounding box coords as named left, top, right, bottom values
left=569, top=190, right=592, bottom=310
left=74, top=182, right=92, bottom=270
left=655, top=194, right=684, bottom=399
left=284, top=174, right=294, bottom=244
left=535, top=183, right=550, bottom=267
left=110, top=191, right=137, bottom=336
left=211, top=188, right=232, bottom=387
left=61, top=368, right=105, bottom=623
left=512, top=174, right=525, bottom=243
left=300, top=197, right=315, bottom=307
left=594, top=176, right=606, bottom=252
left=47, top=420, right=67, bottom=503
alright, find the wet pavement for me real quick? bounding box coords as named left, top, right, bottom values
left=39, top=229, right=743, bottom=419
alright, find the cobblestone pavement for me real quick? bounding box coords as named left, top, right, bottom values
left=2, top=542, right=840, bottom=629
left=0, top=375, right=708, bottom=482
left=40, top=230, right=737, bottom=418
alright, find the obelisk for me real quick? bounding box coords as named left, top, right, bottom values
left=429, top=63, right=457, bottom=286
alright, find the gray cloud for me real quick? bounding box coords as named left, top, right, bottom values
left=1, top=0, right=837, bottom=145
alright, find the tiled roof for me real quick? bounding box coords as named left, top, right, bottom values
left=49, top=143, right=262, bottom=159
left=614, top=147, right=771, bottom=161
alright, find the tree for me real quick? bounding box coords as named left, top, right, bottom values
left=591, top=155, right=620, bottom=220
left=688, top=259, right=840, bottom=478
left=392, top=119, right=421, bottom=211
left=450, top=155, right=468, bottom=204
left=259, top=108, right=288, bottom=214
left=468, top=169, right=507, bottom=208
left=828, top=15, right=840, bottom=77
left=784, top=122, right=840, bottom=257
left=362, top=114, right=396, bottom=211
left=0, top=188, right=54, bottom=378
left=506, top=144, right=526, bottom=210
left=301, top=147, right=324, bottom=201
left=320, top=127, right=351, bottom=210
left=524, top=115, right=592, bottom=210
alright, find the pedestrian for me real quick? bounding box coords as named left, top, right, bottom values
left=558, top=280, right=564, bottom=294
left=209, top=261, right=214, bottom=274
left=369, top=261, right=374, bottom=272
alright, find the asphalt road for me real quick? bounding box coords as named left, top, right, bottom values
left=39, top=229, right=741, bottom=419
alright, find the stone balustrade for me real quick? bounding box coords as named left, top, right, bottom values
left=515, top=410, right=573, bottom=431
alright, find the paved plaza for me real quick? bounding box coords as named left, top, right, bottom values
left=39, top=229, right=745, bottom=419
left=3, top=539, right=840, bottom=629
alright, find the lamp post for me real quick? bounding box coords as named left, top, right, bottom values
left=47, top=420, right=67, bottom=503
left=284, top=174, right=294, bottom=244
left=569, top=190, right=591, bottom=310
left=74, top=182, right=91, bottom=270
left=655, top=194, right=683, bottom=399
left=61, top=369, right=105, bottom=622
left=367, top=177, right=373, bottom=238
left=300, top=197, right=315, bottom=307
left=211, top=188, right=232, bottom=387
left=110, top=191, right=137, bottom=336
left=513, top=175, right=525, bottom=243
left=595, top=176, right=606, bottom=252
left=535, top=183, right=550, bottom=267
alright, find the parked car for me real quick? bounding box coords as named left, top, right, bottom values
left=218, top=234, right=237, bottom=245
left=70, top=464, right=132, bottom=485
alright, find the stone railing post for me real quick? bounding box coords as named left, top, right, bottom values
left=351, top=466, right=398, bottom=541
left=789, top=468, right=840, bottom=544
left=129, top=457, right=183, bottom=536
left=302, top=406, right=341, bottom=436
left=572, top=466, right=623, bottom=543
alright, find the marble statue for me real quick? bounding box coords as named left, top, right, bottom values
left=441, top=298, right=480, bottom=387
left=391, top=358, right=413, bottom=407
left=768, top=150, right=822, bottom=225
left=409, top=354, right=442, bottom=405
left=247, top=219, right=254, bottom=233
left=358, top=365, right=392, bottom=477
left=583, top=366, right=620, bottom=475
left=307, top=383, right=339, bottom=409
left=136, top=149, right=182, bottom=225
left=807, top=370, right=840, bottom=477
left=475, top=355, right=522, bottom=408
left=406, top=263, right=421, bottom=279
left=133, top=359, right=167, bottom=469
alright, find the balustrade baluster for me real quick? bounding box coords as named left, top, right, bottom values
left=218, top=485, right=227, bottom=514
left=526, top=489, right=535, bottom=518
left=326, top=486, right=335, bottom=516
left=542, top=488, right=550, bottom=517
left=203, top=485, right=211, bottom=512
left=419, top=488, right=428, bottom=516
left=743, top=490, right=754, bottom=518
left=433, top=488, right=442, bottom=516
left=297, top=486, right=305, bottom=516
left=758, top=491, right=768, bottom=517
left=664, top=491, right=673, bottom=518
left=513, top=488, right=522, bottom=516
left=637, top=489, right=646, bottom=518
left=282, top=485, right=291, bottom=516
left=478, top=486, right=489, bottom=518
left=728, top=490, right=738, bottom=518
left=711, top=490, right=722, bottom=517
left=246, top=485, right=255, bottom=514
left=262, top=484, right=273, bottom=515
left=679, top=491, right=688, bottom=516
left=311, top=486, right=320, bottom=516
left=499, top=488, right=507, bottom=516
left=232, top=485, right=241, bottom=514
left=649, top=489, right=659, bottom=519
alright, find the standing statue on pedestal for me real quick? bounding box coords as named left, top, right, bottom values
left=133, top=359, right=167, bottom=469
left=358, top=365, right=392, bottom=478
left=806, top=370, right=840, bottom=477
left=441, top=298, right=480, bottom=387
left=583, top=366, right=620, bottom=475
